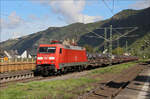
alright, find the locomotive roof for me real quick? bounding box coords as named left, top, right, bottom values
left=39, top=44, right=63, bottom=47
left=39, top=44, right=85, bottom=50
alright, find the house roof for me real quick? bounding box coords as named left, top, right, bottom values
left=0, top=49, right=6, bottom=58
left=7, top=50, right=19, bottom=56
left=0, top=49, right=19, bottom=58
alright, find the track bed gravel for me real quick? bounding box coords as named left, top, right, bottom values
left=79, top=64, right=148, bottom=99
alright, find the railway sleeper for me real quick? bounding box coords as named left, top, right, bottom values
left=0, top=72, right=34, bottom=83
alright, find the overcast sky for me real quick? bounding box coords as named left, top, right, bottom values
left=0, top=0, right=150, bottom=42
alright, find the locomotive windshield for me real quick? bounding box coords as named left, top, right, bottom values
left=39, top=47, right=56, bottom=53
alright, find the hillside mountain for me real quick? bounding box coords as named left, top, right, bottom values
left=1, top=7, right=150, bottom=57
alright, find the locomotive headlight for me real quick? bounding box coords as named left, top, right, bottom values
left=49, top=57, right=55, bottom=60
left=37, top=57, right=43, bottom=60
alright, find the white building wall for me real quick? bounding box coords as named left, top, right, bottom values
left=21, top=50, right=32, bottom=58
left=21, top=50, right=27, bottom=58
left=4, top=51, right=12, bottom=58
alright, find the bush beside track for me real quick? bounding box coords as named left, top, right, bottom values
left=0, top=62, right=138, bottom=99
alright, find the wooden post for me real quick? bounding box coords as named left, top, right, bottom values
left=32, top=58, right=33, bottom=62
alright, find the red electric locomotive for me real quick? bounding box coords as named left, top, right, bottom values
left=35, top=41, right=88, bottom=76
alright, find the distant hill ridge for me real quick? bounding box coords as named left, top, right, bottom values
left=1, top=7, right=150, bottom=57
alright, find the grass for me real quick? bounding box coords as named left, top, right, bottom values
left=137, top=58, right=150, bottom=63
left=0, top=77, right=97, bottom=99
left=91, top=62, right=137, bottom=74
left=0, top=62, right=137, bottom=99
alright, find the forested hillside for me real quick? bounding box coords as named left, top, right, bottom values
left=1, top=7, right=150, bottom=57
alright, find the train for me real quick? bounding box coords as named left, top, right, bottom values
left=35, top=40, right=138, bottom=76
left=35, top=41, right=88, bottom=76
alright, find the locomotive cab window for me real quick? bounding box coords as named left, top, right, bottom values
left=59, top=48, right=62, bottom=54
left=39, top=47, right=56, bottom=53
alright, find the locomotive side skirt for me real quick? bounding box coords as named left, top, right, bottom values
left=59, top=62, right=88, bottom=68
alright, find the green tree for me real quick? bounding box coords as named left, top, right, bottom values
left=83, top=44, right=94, bottom=53
left=112, top=47, right=124, bottom=55
left=93, top=47, right=102, bottom=53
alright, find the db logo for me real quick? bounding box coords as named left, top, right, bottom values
left=44, top=57, right=48, bottom=59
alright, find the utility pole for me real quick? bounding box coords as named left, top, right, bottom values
left=117, top=39, right=119, bottom=55
left=125, top=40, right=128, bottom=53
left=104, top=28, right=107, bottom=51
left=86, top=26, right=138, bottom=59
left=73, top=29, right=78, bottom=45
left=109, top=25, right=113, bottom=64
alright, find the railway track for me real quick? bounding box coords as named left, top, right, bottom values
left=0, top=70, right=37, bottom=88
left=0, top=70, right=34, bottom=83
left=0, top=76, right=42, bottom=88
left=0, top=72, right=58, bottom=88
left=78, top=63, right=148, bottom=99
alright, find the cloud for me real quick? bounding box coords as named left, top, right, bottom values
left=75, top=14, right=103, bottom=23
left=32, top=0, right=103, bottom=24
left=0, top=12, right=24, bottom=29
left=28, top=14, right=39, bottom=21
left=130, top=0, right=150, bottom=9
